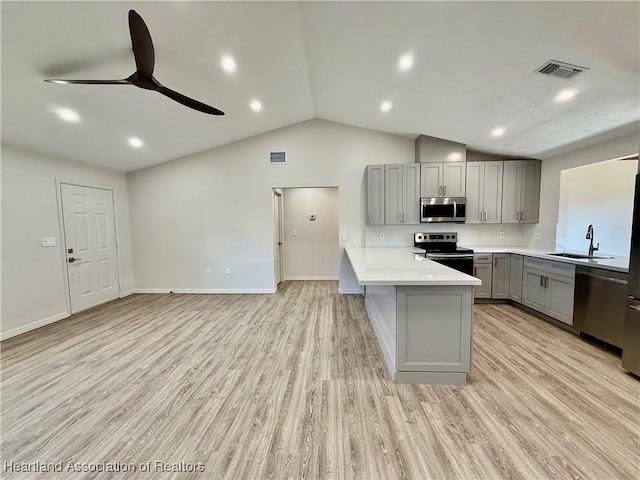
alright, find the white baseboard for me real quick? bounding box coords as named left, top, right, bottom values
left=120, top=289, right=135, bottom=298
left=134, top=288, right=276, bottom=294
left=284, top=276, right=339, bottom=281
left=1, top=312, right=70, bottom=341
left=338, top=288, right=363, bottom=295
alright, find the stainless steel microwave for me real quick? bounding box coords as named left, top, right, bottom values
left=420, top=197, right=466, bottom=223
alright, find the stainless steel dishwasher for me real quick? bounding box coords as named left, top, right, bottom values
left=573, top=267, right=629, bottom=348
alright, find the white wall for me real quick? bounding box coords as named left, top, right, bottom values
left=532, top=131, right=640, bottom=250
left=282, top=187, right=339, bottom=280
left=557, top=159, right=638, bottom=256
left=1, top=144, right=134, bottom=339
left=127, top=119, right=413, bottom=294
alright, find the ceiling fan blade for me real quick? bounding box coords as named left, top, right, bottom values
left=128, top=10, right=155, bottom=77
left=44, top=79, right=130, bottom=85
left=157, top=86, right=225, bottom=115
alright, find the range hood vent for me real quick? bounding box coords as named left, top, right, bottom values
left=534, top=60, right=589, bottom=80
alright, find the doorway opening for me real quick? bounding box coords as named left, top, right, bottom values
left=273, top=187, right=339, bottom=290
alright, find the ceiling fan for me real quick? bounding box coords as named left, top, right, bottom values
left=45, top=10, right=224, bottom=116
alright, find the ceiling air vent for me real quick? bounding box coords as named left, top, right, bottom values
left=269, top=151, right=287, bottom=165
left=534, top=60, right=589, bottom=80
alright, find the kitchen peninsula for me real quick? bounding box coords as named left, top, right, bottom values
left=345, top=247, right=481, bottom=385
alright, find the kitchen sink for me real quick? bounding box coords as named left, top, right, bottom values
left=548, top=252, right=614, bottom=260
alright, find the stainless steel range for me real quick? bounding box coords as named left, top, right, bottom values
left=414, top=232, right=474, bottom=275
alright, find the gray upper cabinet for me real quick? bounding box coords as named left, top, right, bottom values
left=443, top=163, right=466, bottom=197
left=384, top=164, right=420, bottom=225
left=420, top=162, right=466, bottom=197
left=420, top=163, right=443, bottom=197
left=366, top=165, right=385, bottom=225
left=491, top=254, right=510, bottom=299
left=509, top=254, right=524, bottom=303
left=502, top=160, right=541, bottom=224
left=465, top=161, right=503, bottom=224
left=385, top=164, right=403, bottom=225
left=402, top=164, right=421, bottom=225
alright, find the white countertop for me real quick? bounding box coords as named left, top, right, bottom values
left=345, top=246, right=481, bottom=286
left=465, top=246, right=629, bottom=273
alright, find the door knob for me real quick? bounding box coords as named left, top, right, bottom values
left=68, top=257, right=82, bottom=263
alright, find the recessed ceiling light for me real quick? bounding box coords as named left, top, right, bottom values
left=221, top=56, right=236, bottom=73
left=380, top=101, right=392, bottom=112
left=448, top=152, right=462, bottom=161
left=398, top=54, right=414, bottom=71
left=250, top=100, right=262, bottom=112
left=128, top=137, right=143, bottom=148
left=555, top=89, right=576, bottom=102
left=491, top=127, right=506, bottom=137
left=56, top=108, right=79, bottom=122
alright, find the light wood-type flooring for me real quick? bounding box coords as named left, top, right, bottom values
left=1, top=281, right=639, bottom=479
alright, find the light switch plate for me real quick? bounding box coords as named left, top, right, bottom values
left=341, top=232, right=347, bottom=241
left=42, top=237, right=56, bottom=247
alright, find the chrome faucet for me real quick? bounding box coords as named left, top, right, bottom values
left=586, top=224, right=599, bottom=256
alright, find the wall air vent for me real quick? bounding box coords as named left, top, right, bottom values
left=534, top=60, right=589, bottom=80
left=269, top=151, right=287, bottom=165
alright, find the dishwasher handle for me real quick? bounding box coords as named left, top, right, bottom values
left=576, top=268, right=628, bottom=285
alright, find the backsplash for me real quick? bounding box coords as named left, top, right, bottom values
left=365, top=223, right=547, bottom=248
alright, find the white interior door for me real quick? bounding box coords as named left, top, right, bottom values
left=61, top=184, right=120, bottom=313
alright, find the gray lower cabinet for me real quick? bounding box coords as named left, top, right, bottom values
left=366, top=164, right=385, bottom=225
left=522, top=257, right=575, bottom=325
left=473, top=254, right=493, bottom=299
left=522, top=268, right=547, bottom=311
left=491, top=254, right=510, bottom=299
left=396, top=286, right=472, bottom=373
left=509, top=254, right=524, bottom=303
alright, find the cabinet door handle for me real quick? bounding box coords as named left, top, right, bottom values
left=474, top=267, right=477, bottom=276
left=540, top=275, right=544, bottom=287
left=494, top=256, right=498, bottom=267
left=484, top=211, right=487, bottom=221
left=444, top=185, right=447, bottom=196
left=522, top=211, right=526, bottom=221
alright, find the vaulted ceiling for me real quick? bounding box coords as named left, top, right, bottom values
left=2, top=1, right=638, bottom=172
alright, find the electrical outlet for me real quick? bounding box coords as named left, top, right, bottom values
left=205, top=267, right=211, bottom=275
left=499, top=232, right=505, bottom=239
left=379, top=233, right=385, bottom=240
left=341, top=232, right=347, bottom=241
left=535, top=232, right=540, bottom=240
left=293, top=229, right=297, bottom=236
left=225, top=267, right=230, bottom=275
